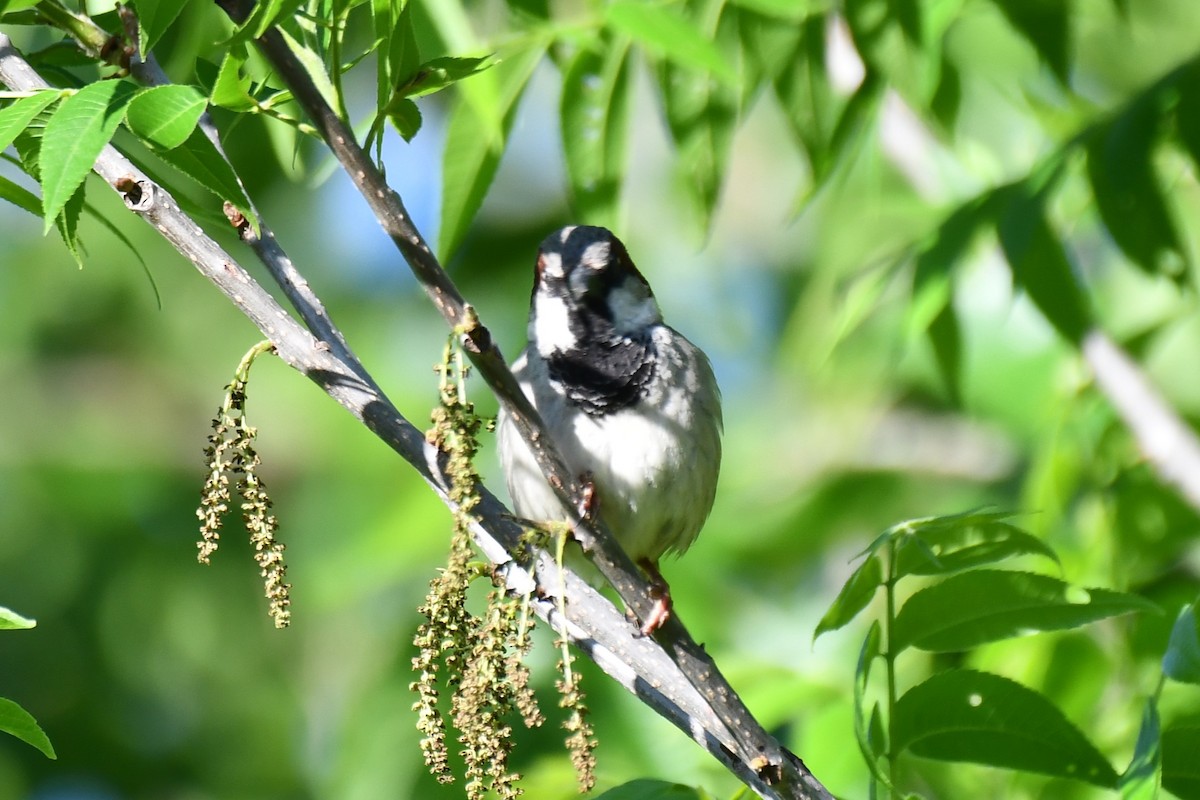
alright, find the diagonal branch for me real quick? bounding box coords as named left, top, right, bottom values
left=208, top=3, right=828, bottom=795
left=0, top=30, right=832, bottom=800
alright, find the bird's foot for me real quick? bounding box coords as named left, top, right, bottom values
left=637, top=558, right=673, bottom=637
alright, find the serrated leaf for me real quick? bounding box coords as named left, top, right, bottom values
left=56, top=182, right=86, bottom=266
left=893, top=570, right=1157, bottom=653
left=893, top=669, right=1117, bottom=786
left=1086, top=95, right=1183, bottom=280
left=892, top=516, right=1059, bottom=579
left=0, top=606, right=36, bottom=630
left=561, top=40, right=631, bottom=228
left=988, top=0, right=1070, bottom=84
left=814, top=551, right=884, bottom=639
left=151, top=127, right=253, bottom=225
left=40, top=81, right=138, bottom=232
left=0, top=173, right=40, bottom=217
left=997, top=183, right=1092, bottom=345
left=607, top=1, right=737, bottom=86
left=438, top=40, right=544, bottom=261
left=132, top=0, right=193, bottom=54
left=279, top=28, right=342, bottom=119
left=230, top=0, right=305, bottom=43
left=594, top=779, right=708, bottom=799
left=0, top=90, right=64, bottom=154
left=1162, top=603, right=1200, bottom=685
left=0, top=697, right=55, bottom=759
left=125, top=85, right=207, bottom=150
left=1119, top=700, right=1160, bottom=800
left=211, top=45, right=255, bottom=111
left=1162, top=726, right=1200, bottom=799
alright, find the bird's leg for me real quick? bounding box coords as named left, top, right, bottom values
left=637, top=558, right=673, bottom=636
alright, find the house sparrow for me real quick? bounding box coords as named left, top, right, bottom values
left=496, top=225, right=722, bottom=634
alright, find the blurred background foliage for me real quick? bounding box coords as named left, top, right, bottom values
left=2, top=0, right=1200, bottom=798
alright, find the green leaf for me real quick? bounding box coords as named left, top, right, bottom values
left=593, top=779, right=708, bottom=799
left=386, top=98, right=422, bottom=142
left=891, top=513, right=1059, bottom=579
left=0, top=0, right=42, bottom=14
left=729, top=0, right=809, bottom=20
left=0, top=606, right=36, bottom=630
left=561, top=39, right=631, bottom=228
left=655, top=0, right=739, bottom=231
left=132, top=0, right=193, bottom=54
left=438, top=40, right=545, bottom=261
left=987, top=0, right=1070, bottom=85
left=0, top=173, right=41, bottom=217
left=230, top=0, right=305, bottom=43
left=1119, top=700, right=1161, bottom=800
left=279, top=28, right=342, bottom=119
left=211, top=45, right=256, bottom=111
left=1162, top=726, right=1200, bottom=799
left=893, top=669, right=1117, bottom=787
left=151, top=127, right=253, bottom=225
left=997, top=182, right=1092, bottom=345
left=853, top=622, right=893, bottom=788
left=814, top=551, right=884, bottom=639
left=125, top=85, right=207, bottom=150
left=0, top=697, right=55, bottom=759
left=56, top=182, right=86, bottom=267
left=606, top=1, right=737, bottom=86
left=0, top=90, right=64, bottom=154
left=893, top=570, right=1157, bottom=653
left=39, top=80, right=138, bottom=233
left=1086, top=94, right=1183, bottom=280
left=1162, top=603, right=1200, bottom=685
left=771, top=14, right=836, bottom=180
left=395, top=56, right=493, bottom=100
left=927, top=300, right=961, bottom=405
left=1175, top=62, right=1200, bottom=178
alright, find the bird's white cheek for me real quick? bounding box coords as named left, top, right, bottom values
left=532, top=293, right=576, bottom=357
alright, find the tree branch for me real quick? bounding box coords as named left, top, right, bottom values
left=0, top=30, right=831, bottom=800
left=209, top=1, right=829, bottom=796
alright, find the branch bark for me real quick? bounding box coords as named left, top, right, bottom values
left=0, top=26, right=831, bottom=800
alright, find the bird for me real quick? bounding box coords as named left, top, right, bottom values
left=496, top=225, right=722, bottom=635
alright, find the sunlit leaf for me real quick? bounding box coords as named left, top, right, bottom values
left=229, top=0, right=305, bottom=43
left=729, top=0, right=809, bottom=20
left=1119, top=700, right=1160, bottom=800
left=40, top=80, right=138, bottom=233
left=211, top=45, right=255, bottom=111
left=0, top=90, right=64, bottom=154
left=561, top=39, right=631, bottom=228
left=0, top=606, right=36, bottom=630
left=395, top=56, right=493, bottom=99
left=1162, top=603, right=1200, bottom=685
left=125, top=85, right=207, bottom=150
left=814, top=551, right=884, bottom=639
left=438, top=40, right=545, bottom=261
left=150, top=127, right=253, bottom=226
left=0, top=0, right=42, bottom=14
left=607, top=0, right=737, bottom=86
left=0, top=697, right=55, bottom=759
left=132, top=0, right=193, bottom=54
left=1162, top=726, right=1200, bottom=799
left=894, top=670, right=1117, bottom=786
left=892, top=515, right=1059, bottom=578
left=771, top=14, right=836, bottom=182
left=279, top=28, right=342, bottom=119
left=893, top=570, right=1158, bottom=653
